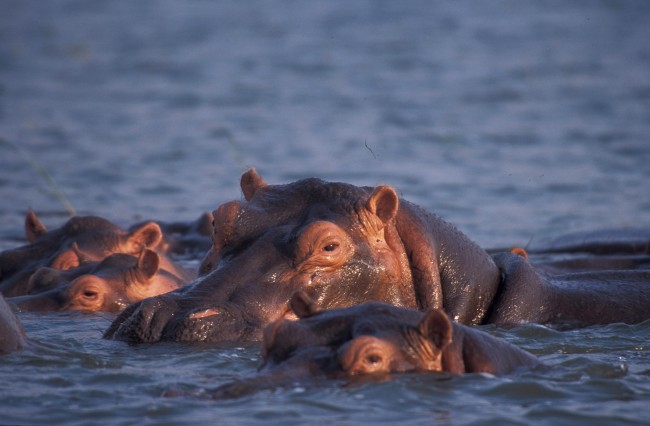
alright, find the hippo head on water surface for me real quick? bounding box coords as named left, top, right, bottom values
left=203, top=292, right=540, bottom=399
left=0, top=211, right=168, bottom=298
left=9, top=249, right=184, bottom=314
left=259, top=292, right=540, bottom=378
left=105, top=169, right=502, bottom=343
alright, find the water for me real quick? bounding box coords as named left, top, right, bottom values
left=1, top=0, right=649, bottom=424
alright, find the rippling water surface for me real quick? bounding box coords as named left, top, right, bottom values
left=1, top=1, right=649, bottom=424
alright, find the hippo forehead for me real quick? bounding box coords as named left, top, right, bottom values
left=226, top=179, right=373, bottom=244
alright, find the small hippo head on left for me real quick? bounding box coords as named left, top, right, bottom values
left=10, top=249, right=183, bottom=313
left=0, top=210, right=165, bottom=297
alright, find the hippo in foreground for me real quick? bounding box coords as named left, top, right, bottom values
left=205, top=293, right=540, bottom=399
left=0, top=211, right=193, bottom=297
left=0, top=294, right=27, bottom=354
left=262, top=292, right=541, bottom=376
left=105, top=170, right=650, bottom=344
left=10, top=249, right=185, bottom=313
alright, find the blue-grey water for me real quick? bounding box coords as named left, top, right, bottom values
left=1, top=1, right=649, bottom=424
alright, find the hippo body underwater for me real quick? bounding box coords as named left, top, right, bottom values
left=105, top=170, right=650, bottom=344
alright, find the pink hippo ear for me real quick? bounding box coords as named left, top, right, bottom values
left=240, top=168, right=268, bottom=201
left=289, top=290, right=319, bottom=319
left=25, top=209, right=48, bottom=242
left=50, top=242, right=87, bottom=270
left=135, top=249, right=160, bottom=282
left=365, top=185, right=399, bottom=224
left=127, top=222, right=163, bottom=252
left=510, top=247, right=529, bottom=260
left=418, top=308, right=453, bottom=351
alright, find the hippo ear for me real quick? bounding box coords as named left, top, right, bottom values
left=289, top=290, right=319, bottom=319
left=366, top=186, right=399, bottom=224
left=509, top=247, right=529, bottom=260
left=127, top=222, right=163, bottom=252
left=135, top=249, right=160, bottom=281
left=241, top=168, right=268, bottom=201
left=418, top=309, right=453, bottom=351
left=25, top=209, right=48, bottom=242
left=50, top=243, right=84, bottom=270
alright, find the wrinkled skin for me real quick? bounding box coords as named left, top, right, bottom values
left=105, top=169, right=502, bottom=343
left=0, top=211, right=194, bottom=297
left=206, top=294, right=540, bottom=399
left=0, top=294, right=27, bottom=354
left=9, top=249, right=184, bottom=314
left=486, top=251, right=650, bottom=327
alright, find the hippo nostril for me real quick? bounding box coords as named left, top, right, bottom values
left=188, top=308, right=221, bottom=319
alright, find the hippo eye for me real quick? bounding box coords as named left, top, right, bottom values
left=82, top=290, right=98, bottom=300
left=323, top=243, right=339, bottom=252
left=365, top=354, right=382, bottom=365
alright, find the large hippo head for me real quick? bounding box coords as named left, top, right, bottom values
left=0, top=211, right=169, bottom=297
left=105, top=169, right=501, bottom=343
left=10, top=249, right=184, bottom=313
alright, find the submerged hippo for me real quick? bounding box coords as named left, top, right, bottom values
left=206, top=293, right=540, bottom=399
left=0, top=294, right=27, bottom=354
left=485, top=251, right=650, bottom=326
left=105, top=170, right=650, bottom=344
left=10, top=249, right=184, bottom=313
left=262, top=292, right=540, bottom=376
left=0, top=211, right=193, bottom=297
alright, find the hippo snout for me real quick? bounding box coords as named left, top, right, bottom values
left=103, top=296, right=178, bottom=343
left=160, top=304, right=254, bottom=343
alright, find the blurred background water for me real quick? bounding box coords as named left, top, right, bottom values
left=1, top=0, right=649, bottom=424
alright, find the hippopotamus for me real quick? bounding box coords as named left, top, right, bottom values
left=262, top=292, right=540, bottom=376
left=0, top=294, right=27, bottom=354
left=105, top=170, right=650, bottom=344
left=105, top=169, right=501, bottom=343
left=9, top=249, right=184, bottom=313
left=0, top=211, right=194, bottom=297
left=205, top=293, right=540, bottom=399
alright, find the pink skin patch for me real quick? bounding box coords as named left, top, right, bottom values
left=188, top=308, right=221, bottom=319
